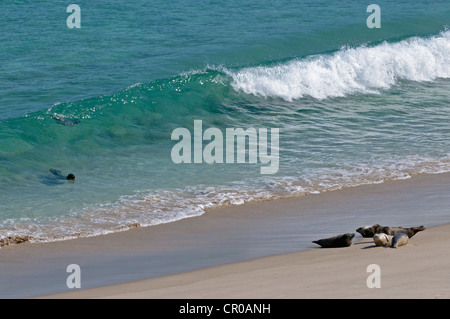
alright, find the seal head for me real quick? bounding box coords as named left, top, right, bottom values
left=356, top=224, right=381, bottom=238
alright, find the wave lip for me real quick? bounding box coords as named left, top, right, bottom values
left=229, top=31, right=450, bottom=100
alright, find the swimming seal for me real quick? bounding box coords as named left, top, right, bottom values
left=52, top=113, right=80, bottom=127
left=356, top=224, right=425, bottom=238
left=50, top=169, right=75, bottom=181
left=373, top=233, right=393, bottom=246
left=313, top=233, right=355, bottom=248
left=391, top=233, right=409, bottom=248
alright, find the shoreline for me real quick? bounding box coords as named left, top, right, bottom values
left=1, top=171, right=447, bottom=249
left=1, top=172, right=450, bottom=298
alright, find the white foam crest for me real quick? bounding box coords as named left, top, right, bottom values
left=229, top=31, right=450, bottom=100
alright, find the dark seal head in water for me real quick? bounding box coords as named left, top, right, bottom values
left=50, top=169, right=75, bottom=181
left=312, top=233, right=355, bottom=248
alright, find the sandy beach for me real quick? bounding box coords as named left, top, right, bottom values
left=45, top=223, right=450, bottom=299
left=1, top=172, right=450, bottom=299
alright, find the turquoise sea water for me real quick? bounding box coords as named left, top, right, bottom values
left=1, top=1, right=450, bottom=243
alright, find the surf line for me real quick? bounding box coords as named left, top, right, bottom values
left=171, top=120, right=279, bottom=174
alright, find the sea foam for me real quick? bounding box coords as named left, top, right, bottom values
left=229, top=31, right=450, bottom=100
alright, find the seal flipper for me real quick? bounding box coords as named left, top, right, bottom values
left=50, top=168, right=64, bottom=178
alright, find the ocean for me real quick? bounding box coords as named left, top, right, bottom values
left=1, top=0, right=450, bottom=245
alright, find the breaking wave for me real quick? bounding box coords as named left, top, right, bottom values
left=229, top=30, right=450, bottom=100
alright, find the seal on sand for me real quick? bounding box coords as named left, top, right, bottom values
left=356, top=224, right=382, bottom=238
left=373, top=233, right=393, bottom=246
left=391, top=233, right=409, bottom=248
left=356, top=224, right=425, bottom=238
left=312, top=233, right=355, bottom=248
left=379, top=225, right=425, bottom=238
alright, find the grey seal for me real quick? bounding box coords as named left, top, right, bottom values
left=356, top=224, right=425, bottom=238
left=50, top=169, right=75, bottom=181
left=391, top=233, right=409, bottom=248
left=380, top=225, right=425, bottom=238
left=52, top=113, right=80, bottom=126
left=313, top=233, right=355, bottom=248
left=356, top=224, right=382, bottom=238
left=373, top=233, right=393, bottom=246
